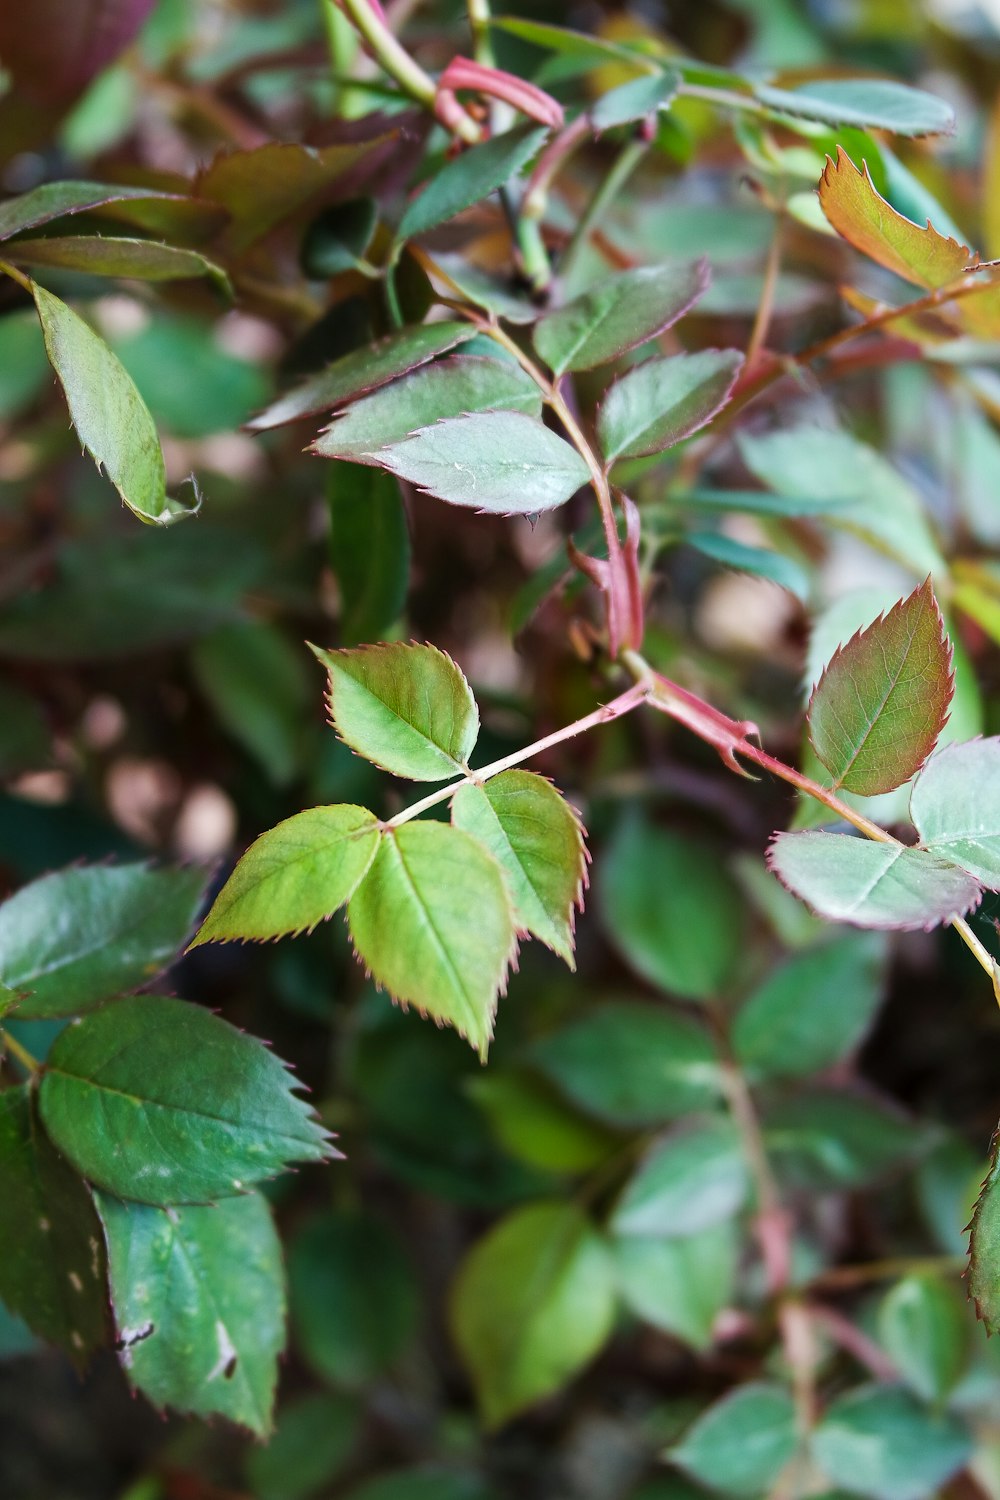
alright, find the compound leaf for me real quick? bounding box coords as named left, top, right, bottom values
left=451, top=770, right=586, bottom=965
left=191, top=806, right=381, bottom=946
left=97, top=1190, right=284, bottom=1436
left=347, top=821, right=516, bottom=1058
left=312, top=640, right=479, bottom=781
left=39, top=995, right=334, bottom=1204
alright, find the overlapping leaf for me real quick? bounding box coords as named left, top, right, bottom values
left=756, top=79, right=955, bottom=137
left=533, top=261, right=710, bottom=375
left=910, top=738, right=1000, bottom=887
left=670, top=1384, right=797, bottom=1498
left=597, top=349, right=743, bottom=462
left=612, top=1116, right=748, bottom=1237
left=969, top=1127, right=1000, bottom=1333
left=39, top=996, right=334, bottom=1203
left=7, top=236, right=230, bottom=292
left=312, top=640, right=479, bottom=780
left=192, top=806, right=381, bottom=946
left=98, top=1190, right=284, bottom=1435
left=807, top=579, right=953, bottom=795
left=451, top=770, right=586, bottom=965
left=397, top=124, right=549, bottom=242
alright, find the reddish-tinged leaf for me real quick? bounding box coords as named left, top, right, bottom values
left=0, top=0, right=155, bottom=104
left=819, top=148, right=975, bottom=290
left=807, top=579, right=953, bottom=796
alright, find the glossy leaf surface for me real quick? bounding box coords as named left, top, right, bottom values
left=192, top=806, right=381, bottom=945
left=813, top=1385, right=970, bottom=1500
left=612, top=1117, right=748, bottom=1237
left=452, top=770, right=585, bottom=964
left=40, top=996, right=333, bottom=1203
left=533, top=261, right=709, bottom=375
left=98, top=1190, right=284, bottom=1436
left=669, top=1384, right=797, bottom=1499
left=347, top=822, right=515, bottom=1057
left=0, top=863, right=207, bottom=1019
left=449, top=1201, right=615, bottom=1428
left=768, top=832, right=981, bottom=931
left=314, top=640, right=479, bottom=780
left=378, top=411, right=590, bottom=514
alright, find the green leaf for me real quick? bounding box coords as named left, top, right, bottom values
left=449, top=1201, right=616, bottom=1427
left=313, top=355, right=542, bottom=461
left=0, top=863, right=207, bottom=1019
left=767, top=831, right=982, bottom=931
left=530, top=1002, right=721, bottom=1129
left=612, top=1222, right=737, bottom=1350
left=328, top=466, right=410, bottom=644
left=738, top=427, right=946, bottom=580
left=686, top=532, right=810, bottom=601
left=910, top=738, right=1000, bottom=888
left=466, top=1069, right=617, bottom=1173
left=597, top=350, right=743, bottom=461
left=968, top=1125, right=1000, bottom=1333
left=818, top=149, right=971, bottom=291
left=0, top=180, right=225, bottom=242
left=0, top=307, right=50, bottom=418
left=763, top=1089, right=923, bottom=1189
left=111, top=310, right=269, bottom=439
left=533, top=261, right=709, bottom=375
left=669, top=1383, right=797, bottom=1498
left=421, top=250, right=540, bottom=324
left=313, top=640, right=479, bottom=781
left=246, top=1392, right=361, bottom=1500
left=877, top=1275, right=968, bottom=1404
left=592, top=70, right=681, bottom=131
left=451, top=770, right=585, bottom=964
left=0, top=1085, right=107, bottom=1362
left=289, top=1209, right=419, bottom=1387
left=755, top=79, right=955, bottom=137
left=97, top=1190, right=284, bottom=1436
left=813, top=1385, right=971, bottom=1500
left=349, top=822, right=515, bottom=1057
left=192, top=806, right=381, bottom=946
left=191, top=619, right=313, bottom=787
left=612, top=1117, right=749, bottom=1237
left=378, top=411, right=590, bottom=514
left=301, top=197, right=378, bottom=277
left=39, top=995, right=333, bottom=1203
left=732, top=933, right=886, bottom=1081
left=248, top=322, right=477, bottom=431
left=30, top=282, right=186, bottom=526
left=600, top=819, right=744, bottom=1000
left=807, top=580, right=952, bottom=796
left=397, top=124, right=549, bottom=242
left=8, top=234, right=230, bottom=293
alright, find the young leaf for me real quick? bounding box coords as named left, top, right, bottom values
left=755, top=79, right=956, bottom=137
left=597, top=349, right=743, bottom=462
left=313, top=356, right=542, bottom=461
left=328, top=466, right=410, bottom=644
left=191, top=806, right=381, bottom=946
left=669, top=1384, right=797, bottom=1499
left=813, top=1386, right=970, bottom=1500
left=611, top=1116, right=749, bottom=1238
left=449, top=1201, right=616, bottom=1428
left=877, top=1274, right=968, bottom=1403
left=768, top=831, right=981, bottom=931
left=288, top=1209, right=419, bottom=1387
left=30, top=282, right=186, bottom=525
left=818, top=149, right=973, bottom=291
left=97, top=1190, right=284, bottom=1436
left=8, top=235, right=230, bottom=293
left=377, top=411, right=590, bottom=514
left=39, top=995, right=334, bottom=1203
left=397, top=124, right=549, bottom=242
left=312, top=640, right=479, bottom=781
left=451, top=770, right=586, bottom=965
left=910, top=738, right=1000, bottom=888
left=347, top=822, right=516, bottom=1058
left=530, top=1003, right=721, bottom=1129
left=533, top=261, right=709, bottom=375
left=247, top=322, right=477, bottom=431
left=968, top=1127, right=1000, bottom=1333
left=0, top=863, right=208, bottom=1019
left=807, top=579, right=953, bottom=796
left=612, top=1221, right=737, bottom=1350
left=732, top=933, right=886, bottom=1081
left=600, top=819, right=744, bottom=1000
left=0, top=1085, right=107, bottom=1363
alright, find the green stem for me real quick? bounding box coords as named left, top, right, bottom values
left=0, top=258, right=33, bottom=294
left=386, top=681, right=649, bottom=828
left=557, top=136, right=648, bottom=287
left=1, top=1028, right=40, bottom=1075
left=467, top=0, right=496, bottom=67
left=339, top=0, right=480, bottom=142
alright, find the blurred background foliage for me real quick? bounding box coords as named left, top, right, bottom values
left=6, top=0, right=1000, bottom=1497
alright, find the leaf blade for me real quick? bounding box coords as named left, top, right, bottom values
left=910, top=737, right=1000, bottom=888
left=533, top=261, right=709, bottom=375
left=597, top=349, right=743, bottom=462
left=397, top=124, right=549, bottom=242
